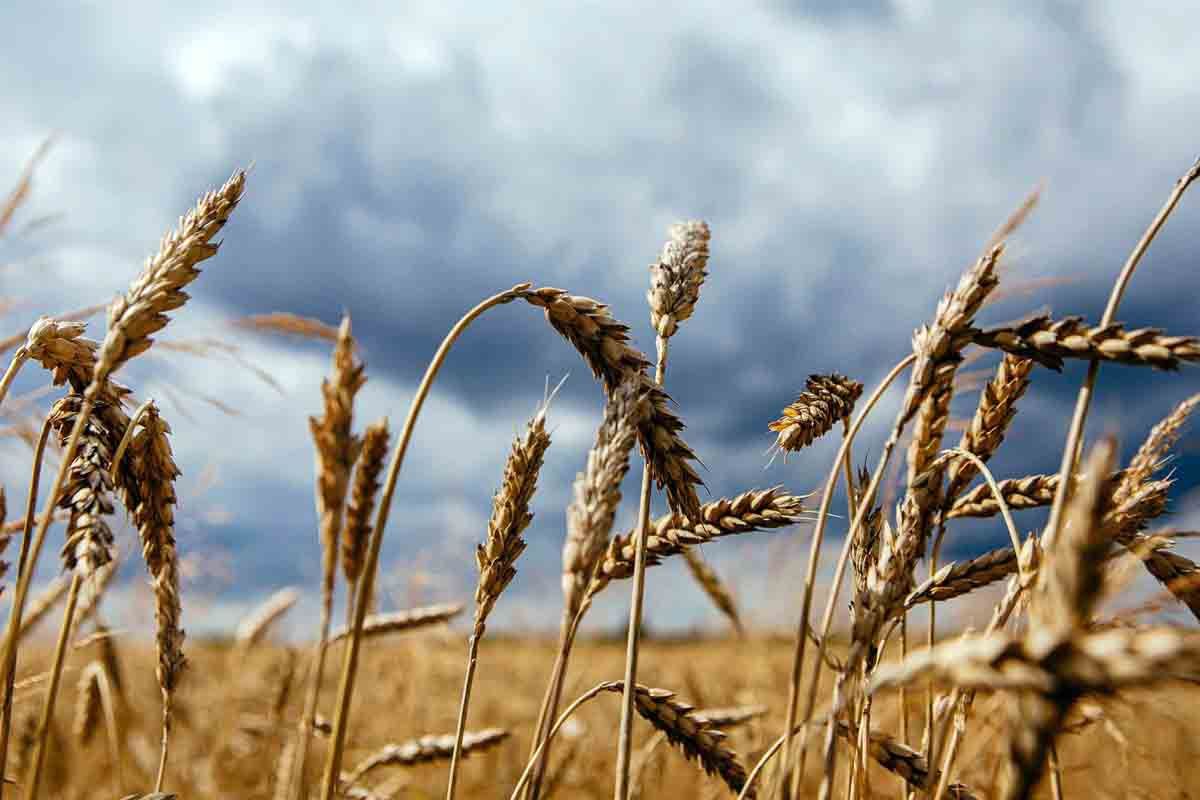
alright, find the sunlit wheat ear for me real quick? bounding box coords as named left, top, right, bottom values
left=328, top=603, right=464, bottom=644
left=972, top=315, right=1200, bottom=371
left=904, top=545, right=1023, bottom=608
left=561, top=382, right=640, bottom=622
left=344, top=729, right=509, bottom=784
left=768, top=374, right=863, bottom=454
left=235, top=587, right=300, bottom=649
left=95, top=170, right=245, bottom=383
left=342, top=418, right=389, bottom=586
left=50, top=395, right=116, bottom=576
left=944, top=354, right=1034, bottom=502
left=520, top=287, right=702, bottom=517
left=584, top=488, right=805, bottom=601
left=946, top=474, right=1059, bottom=518
left=648, top=219, right=710, bottom=338
left=597, top=682, right=753, bottom=797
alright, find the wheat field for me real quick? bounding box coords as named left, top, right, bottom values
left=1, top=145, right=1200, bottom=800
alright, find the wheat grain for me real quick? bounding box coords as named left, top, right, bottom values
left=972, top=315, right=1200, bottom=371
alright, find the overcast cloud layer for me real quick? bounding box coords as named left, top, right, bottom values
left=2, top=0, right=1199, bottom=636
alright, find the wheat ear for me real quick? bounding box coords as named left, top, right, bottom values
left=328, top=603, right=464, bottom=644
left=446, top=402, right=552, bottom=800
left=768, top=374, right=864, bottom=454
left=972, top=315, right=1200, bottom=370
left=345, top=729, right=509, bottom=785
left=342, top=418, right=389, bottom=617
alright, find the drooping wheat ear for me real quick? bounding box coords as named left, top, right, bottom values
left=520, top=287, right=702, bottom=517
left=310, top=314, right=366, bottom=615
left=648, top=220, right=710, bottom=339
left=833, top=721, right=980, bottom=799
left=50, top=395, right=116, bottom=576
left=681, top=548, right=743, bottom=635
left=693, top=705, right=769, bottom=728
left=328, top=603, right=464, bottom=644
left=473, top=403, right=552, bottom=637
left=946, top=474, right=1059, bottom=519
left=904, top=545, right=1022, bottom=608
left=768, top=374, right=864, bottom=453
left=584, top=488, right=805, bottom=599
left=342, top=418, right=389, bottom=586
left=1117, top=393, right=1200, bottom=505
left=944, top=355, right=1035, bottom=502
left=598, top=682, right=752, bottom=797
left=345, top=729, right=510, bottom=784
left=235, top=587, right=300, bottom=648
left=972, top=315, right=1200, bottom=371
left=94, top=170, right=245, bottom=384
left=123, top=401, right=184, bottom=789
left=561, top=382, right=640, bottom=623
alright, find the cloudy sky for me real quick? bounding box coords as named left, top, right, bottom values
left=2, top=0, right=1199, bottom=636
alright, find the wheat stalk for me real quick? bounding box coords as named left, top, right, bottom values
left=447, top=402, right=552, bottom=800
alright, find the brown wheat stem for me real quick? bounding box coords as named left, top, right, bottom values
left=318, top=284, right=530, bottom=800
left=23, top=572, right=81, bottom=800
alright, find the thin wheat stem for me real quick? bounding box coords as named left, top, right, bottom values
left=319, top=284, right=531, bottom=800
left=154, top=693, right=171, bottom=791
left=526, top=610, right=584, bottom=800
left=445, top=634, right=481, bottom=799
left=0, top=415, right=51, bottom=795
left=509, top=683, right=611, bottom=800
left=0, top=348, right=29, bottom=410
left=1044, top=159, right=1199, bottom=553
left=779, top=354, right=916, bottom=794
left=24, top=572, right=81, bottom=800
left=614, top=339, right=668, bottom=800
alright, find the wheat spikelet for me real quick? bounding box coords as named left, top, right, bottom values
left=944, top=354, right=1035, bottom=501
left=972, top=315, right=1200, bottom=371
left=127, top=402, right=185, bottom=695
left=344, top=728, right=509, bottom=784
left=681, top=548, right=743, bottom=635
left=648, top=220, right=710, bottom=338
left=904, top=546, right=1021, bottom=608
left=95, top=170, right=245, bottom=382
left=50, top=395, right=116, bottom=575
left=561, top=382, right=640, bottom=621
left=342, top=418, right=389, bottom=585
left=585, top=488, right=804, bottom=599
left=599, top=682, right=751, bottom=796
left=72, top=661, right=102, bottom=745
left=474, top=403, right=552, bottom=636
left=1117, top=393, right=1200, bottom=505
left=520, top=287, right=702, bottom=517
left=768, top=374, right=864, bottom=453
left=946, top=474, right=1059, bottom=519
left=235, top=587, right=300, bottom=647
left=328, top=603, right=464, bottom=644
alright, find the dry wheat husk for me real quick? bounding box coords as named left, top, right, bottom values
left=972, top=315, right=1200, bottom=371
